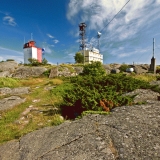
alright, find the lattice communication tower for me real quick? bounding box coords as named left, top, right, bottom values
left=79, top=22, right=87, bottom=50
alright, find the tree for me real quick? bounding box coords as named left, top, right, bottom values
left=74, top=52, right=84, bottom=63
left=42, top=58, right=48, bottom=65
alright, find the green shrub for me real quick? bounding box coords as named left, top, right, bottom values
left=51, top=114, right=64, bottom=126
left=6, top=59, right=15, bottom=61
left=50, top=62, right=159, bottom=119
left=156, top=75, right=160, bottom=80
left=81, top=61, right=106, bottom=76
left=55, top=73, right=154, bottom=119
left=43, top=69, right=51, bottom=77
left=119, top=64, right=129, bottom=72
left=156, top=66, right=160, bottom=74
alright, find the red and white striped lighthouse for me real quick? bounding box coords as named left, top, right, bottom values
left=23, top=40, right=42, bottom=64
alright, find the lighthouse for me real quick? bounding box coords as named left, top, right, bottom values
left=23, top=40, right=42, bottom=64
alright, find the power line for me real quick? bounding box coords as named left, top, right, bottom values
left=100, top=0, right=131, bottom=33
left=88, top=0, right=131, bottom=46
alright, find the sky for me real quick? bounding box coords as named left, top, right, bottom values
left=0, top=0, right=160, bottom=65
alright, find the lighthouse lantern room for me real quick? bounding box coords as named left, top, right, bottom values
left=23, top=40, right=42, bottom=64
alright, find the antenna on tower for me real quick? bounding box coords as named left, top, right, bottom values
left=31, top=33, right=33, bottom=40
left=97, top=31, right=102, bottom=50
left=153, top=38, right=155, bottom=58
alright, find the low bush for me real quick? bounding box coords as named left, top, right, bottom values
left=50, top=62, right=160, bottom=119
left=119, top=64, right=129, bottom=72
left=43, top=69, right=51, bottom=77
left=51, top=73, right=155, bottom=119
left=6, top=59, right=15, bottom=61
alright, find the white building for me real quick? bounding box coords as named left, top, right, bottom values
left=80, top=48, right=103, bottom=64
left=23, top=40, right=42, bottom=64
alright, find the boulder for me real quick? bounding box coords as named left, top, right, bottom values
left=110, top=63, right=122, bottom=69
left=123, top=89, right=160, bottom=103
left=0, top=87, right=30, bottom=95
left=0, top=103, right=159, bottom=159
left=12, top=66, right=47, bottom=78
left=0, top=61, right=18, bottom=73
left=57, top=66, right=74, bottom=77
left=49, top=67, right=58, bottom=78
left=0, top=96, right=26, bottom=111
left=73, top=67, right=83, bottom=75
left=103, top=64, right=112, bottom=74
left=111, top=68, right=120, bottom=74
left=49, top=66, right=83, bottom=78
left=133, top=65, right=149, bottom=74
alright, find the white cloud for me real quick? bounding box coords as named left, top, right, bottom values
left=67, top=0, right=160, bottom=42
left=44, top=46, right=52, bottom=54
left=47, top=33, right=54, bottom=38
left=0, top=47, right=23, bottom=62
left=3, top=15, right=17, bottom=26
left=0, top=47, right=23, bottom=55
left=53, top=40, right=59, bottom=44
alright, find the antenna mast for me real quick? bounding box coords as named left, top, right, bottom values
left=153, top=38, right=155, bottom=58
left=97, top=32, right=102, bottom=50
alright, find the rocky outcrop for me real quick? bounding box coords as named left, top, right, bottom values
left=49, top=66, right=83, bottom=78
left=73, top=66, right=83, bottom=75
left=0, top=71, right=11, bottom=77
left=0, top=87, right=30, bottom=111
left=133, top=64, right=149, bottom=74
left=0, top=87, right=30, bottom=95
left=49, top=67, right=58, bottom=78
left=123, top=89, right=160, bottom=103
left=150, top=80, right=160, bottom=87
left=0, top=61, right=18, bottom=73
left=12, top=66, right=47, bottom=78
left=0, top=96, right=26, bottom=111
left=103, top=64, right=112, bottom=74
left=0, top=102, right=159, bottom=160
left=111, top=68, right=120, bottom=74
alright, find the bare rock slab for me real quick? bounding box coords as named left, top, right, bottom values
left=12, top=66, right=47, bottom=78
left=123, top=89, right=160, bottom=103
left=0, top=71, right=11, bottom=77
left=0, top=103, right=159, bottom=159
left=0, top=96, right=26, bottom=111
left=0, top=61, right=18, bottom=72
left=0, top=87, right=30, bottom=95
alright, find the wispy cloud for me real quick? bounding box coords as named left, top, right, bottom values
left=53, top=40, right=59, bottom=44
left=47, top=33, right=54, bottom=38
left=67, top=0, right=160, bottom=42
left=47, top=34, right=59, bottom=44
left=0, top=47, right=23, bottom=62
left=0, top=47, right=22, bottom=55
left=3, top=15, right=17, bottom=26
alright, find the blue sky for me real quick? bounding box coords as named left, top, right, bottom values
left=0, top=0, right=160, bottom=64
